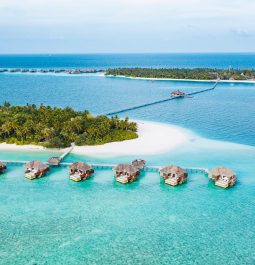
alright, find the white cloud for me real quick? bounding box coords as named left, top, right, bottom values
left=0, top=0, right=254, bottom=53
left=0, top=0, right=254, bottom=26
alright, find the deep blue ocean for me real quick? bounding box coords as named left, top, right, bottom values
left=1, top=53, right=255, bottom=69
left=0, top=54, right=255, bottom=265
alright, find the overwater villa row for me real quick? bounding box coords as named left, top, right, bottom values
left=0, top=159, right=237, bottom=189
left=0, top=68, right=104, bottom=74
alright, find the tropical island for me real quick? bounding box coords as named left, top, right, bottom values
left=105, top=67, right=255, bottom=81
left=0, top=102, right=138, bottom=148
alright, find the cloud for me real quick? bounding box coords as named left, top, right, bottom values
left=0, top=0, right=254, bottom=53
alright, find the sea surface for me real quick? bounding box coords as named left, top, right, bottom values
left=0, top=54, right=255, bottom=265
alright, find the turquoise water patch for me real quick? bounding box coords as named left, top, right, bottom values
left=0, top=166, right=254, bottom=264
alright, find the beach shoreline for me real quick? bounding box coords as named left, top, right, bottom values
left=0, top=121, right=191, bottom=157
left=105, top=74, right=255, bottom=84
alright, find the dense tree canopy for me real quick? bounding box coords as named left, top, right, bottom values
left=106, top=68, right=255, bottom=81
left=0, top=103, right=137, bottom=148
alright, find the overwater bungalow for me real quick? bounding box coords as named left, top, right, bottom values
left=132, top=159, right=146, bottom=170
left=47, top=157, right=61, bottom=167
left=0, top=161, right=7, bottom=173
left=21, top=69, right=29, bottom=73
left=69, top=162, right=94, bottom=182
left=9, top=69, right=19, bottom=73
left=25, top=160, right=49, bottom=180
left=69, top=69, right=82, bottom=74
left=113, top=163, right=140, bottom=184
left=40, top=69, right=48, bottom=73
left=208, top=167, right=237, bottom=188
left=160, top=165, right=187, bottom=186
left=171, top=90, right=186, bottom=98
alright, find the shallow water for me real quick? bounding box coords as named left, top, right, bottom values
left=0, top=54, right=255, bottom=264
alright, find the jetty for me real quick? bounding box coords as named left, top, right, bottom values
left=47, top=145, right=74, bottom=166
left=1, top=160, right=208, bottom=175
left=104, top=81, right=219, bottom=116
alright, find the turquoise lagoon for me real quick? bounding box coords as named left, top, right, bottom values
left=1, top=54, right=255, bottom=264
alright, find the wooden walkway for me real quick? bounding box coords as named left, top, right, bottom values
left=59, top=145, right=74, bottom=161
left=104, top=81, right=219, bottom=116
left=1, top=160, right=208, bottom=175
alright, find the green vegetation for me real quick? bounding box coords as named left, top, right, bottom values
left=0, top=102, right=138, bottom=148
left=106, top=68, right=255, bottom=81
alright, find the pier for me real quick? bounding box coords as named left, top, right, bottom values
left=105, top=81, right=219, bottom=116
left=1, top=160, right=208, bottom=175
left=59, top=145, right=74, bottom=161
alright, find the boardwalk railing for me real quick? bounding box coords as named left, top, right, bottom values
left=59, top=145, right=74, bottom=161
left=104, top=81, right=219, bottom=116
left=2, top=160, right=208, bottom=175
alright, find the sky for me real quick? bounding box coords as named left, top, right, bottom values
left=0, top=0, right=255, bottom=53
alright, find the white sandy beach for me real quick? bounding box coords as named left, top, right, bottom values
left=0, top=143, right=45, bottom=151
left=105, top=74, right=255, bottom=84
left=0, top=121, right=191, bottom=156
left=72, top=121, right=191, bottom=156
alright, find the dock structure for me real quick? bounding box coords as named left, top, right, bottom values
left=1, top=160, right=209, bottom=175
left=59, top=145, right=74, bottom=161
left=104, top=81, right=219, bottom=116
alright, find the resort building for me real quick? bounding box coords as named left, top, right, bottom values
left=171, top=90, right=186, bottom=98
left=113, top=163, right=140, bottom=184
left=69, top=162, right=94, bottom=182
left=208, top=167, right=237, bottom=188
left=25, top=160, right=50, bottom=180
left=47, top=157, right=61, bottom=167
left=0, top=161, right=7, bottom=173
left=132, top=159, right=146, bottom=170
left=160, top=165, right=187, bottom=186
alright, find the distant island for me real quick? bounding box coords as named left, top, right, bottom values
left=106, top=68, right=255, bottom=81
left=0, top=103, right=137, bottom=148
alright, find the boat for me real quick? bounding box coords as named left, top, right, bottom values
left=25, top=160, right=49, bottom=180
left=69, top=162, right=94, bottom=182
left=208, top=167, right=237, bottom=188
left=160, top=165, right=187, bottom=186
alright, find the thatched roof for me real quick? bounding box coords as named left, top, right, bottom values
left=47, top=157, right=60, bottom=164
left=0, top=161, right=6, bottom=168
left=114, top=163, right=139, bottom=175
left=209, top=167, right=235, bottom=178
left=132, top=159, right=146, bottom=169
left=25, top=160, right=49, bottom=171
left=69, top=162, right=92, bottom=172
left=160, top=165, right=185, bottom=175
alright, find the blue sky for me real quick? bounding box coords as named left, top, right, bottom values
left=0, top=0, right=255, bottom=53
